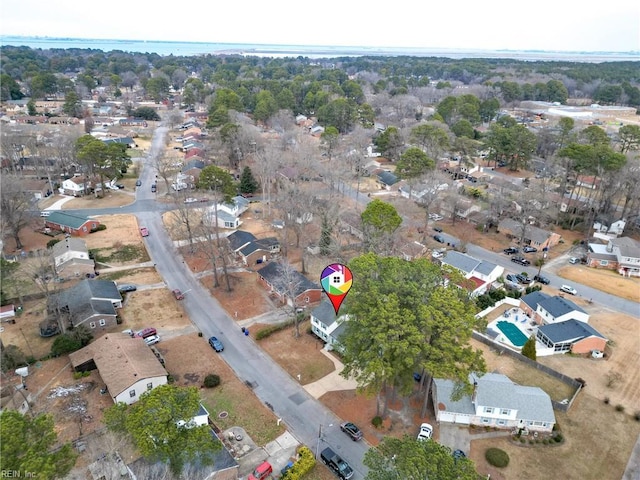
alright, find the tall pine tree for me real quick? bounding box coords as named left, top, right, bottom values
left=239, top=166, right=258, bottom=195
left=521, top=335, right=537, bottom=361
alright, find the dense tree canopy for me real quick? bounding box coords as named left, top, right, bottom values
left=0, top=411, right=77, bottom=479
left=104, top=385, right=220, bottom=475
left=364, top=435, right=479, bottom=480
left=340, top=254, right=486, bottom=415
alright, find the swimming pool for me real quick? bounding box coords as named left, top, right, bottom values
left=496, top=321, right=529, bottom=347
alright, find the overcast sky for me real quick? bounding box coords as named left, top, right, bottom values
left=1, top=0, right=639, bottom=52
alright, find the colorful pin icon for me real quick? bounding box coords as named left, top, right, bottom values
left=320, top=263, right=353, bottom=315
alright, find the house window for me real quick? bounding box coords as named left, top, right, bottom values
left=147, top=383, right=153, bottom=390
left=484, top=407, right=493, bottom=414
left=501, top=409, right=510, bottom=415
left=129, top=390, right=136, bottom=398
left=99, top=319, right=106, bottom=326
left=599, top=260, right=608, bottom=266
left=304, top=296, right=310, bottom=303
left=82, top=226, right=87, bottom=232
left=89, top=322, right=96, bottom=328
left=497, top=420, right=506, bottom=426
left=482, top=418, right=490, bottom=424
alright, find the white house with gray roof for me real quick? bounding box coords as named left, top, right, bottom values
left=52, top=237, right=95, bottom=279
left=534, top=295, right=589, bottom=325
left=310, top=301, right=349, bottom=351
left=433, top=372, right=556, bottom=432
left=536, top=320, right=607, bottom=355
left=206, top=196, right=250, bottom=229
left=440, top=251, right=503, bottom=296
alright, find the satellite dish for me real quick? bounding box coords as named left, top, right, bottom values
left=15, top=367, right=29, bottom=377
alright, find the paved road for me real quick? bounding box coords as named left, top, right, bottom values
left=134, top=125, right=372, bottom=478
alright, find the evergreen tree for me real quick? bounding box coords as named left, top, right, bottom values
left=239, top=166, right=258, bottom=195
left=521, top=336, right=537, bottom=361
left=319, top=214, right=332, bottom=255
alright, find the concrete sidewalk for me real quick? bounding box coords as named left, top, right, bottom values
left=303, top=349, right=358, bottom=398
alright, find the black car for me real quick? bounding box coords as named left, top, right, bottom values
left=534, top=274, right=550, bottom=284
left=117, top=284, right=137, bottom=293
left=515, top=274, right=532, bottom=284
left=340, top=422, right=363, bottom=441
left=453, top=449, right=466, bottom=461
left=433, top=234, right=445, bottom=243
left=503, top=247, right=519, bottom=255
left=523, top=246, right=538, bottom=253
left=433, top=226, right=443, bottom=233
left=135, top=179, right=142, bottom=186
left=511, top=256, right=530, bottom=266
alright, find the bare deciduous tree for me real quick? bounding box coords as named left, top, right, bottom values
left=0, top=174, right=33, bottom=250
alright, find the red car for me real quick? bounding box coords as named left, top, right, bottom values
left=135, top=327, right=157, bottom=339
left=140, top=227, right=149, bottom=237
left=172, top=289, right=185, bottom=300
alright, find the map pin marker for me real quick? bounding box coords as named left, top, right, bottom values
left=320, top=263, right=353, bottom=315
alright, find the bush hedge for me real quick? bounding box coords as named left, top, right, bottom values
left=485, top=448, right=509, bottom=467
left=255, top=319, right=294, bottom=340
left=204, top=374, right=221, bottom=388
left=281, top=446, right=315, bottom=480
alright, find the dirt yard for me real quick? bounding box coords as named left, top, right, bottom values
left=85, top=214, right=142, bottom=250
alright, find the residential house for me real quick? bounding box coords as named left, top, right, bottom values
left=103, top=137, right=136, bottom=148
left=432, top=372, right=556, bottom=432
left=295, top=114, right=309, bottom=125
left=339, top=211, right=364, bottom=240
left=361, top=160, right=381, bottom=177
left=536, top=320, right=607, bottom=355
left=519, top=291, right=551, bottom=318
left=310, top=301, right=349, bottom=351
left=118, top=118, right=148, bottom=127
left=310, top=124, right=325, bottom=136
left=399, top=182, right=448, bottom=203
left=497, top=218, right=561, bottom=250
left=593, top=219, right=626, bottom=239
left=45, top=211, right=100, bottom=237
left=440, top=250, right=504, bottom=296
left=0, top=305, right=15, bottom=323
left=181, top=159, right=205, bottom=185
left=184, top=148, right=205, bottom=161
left=20, top=178, right=51, bottom=200
left=226, top=230, right=257, bottom=253
left=533, top=294, right=589, bottom=326
left=256, top=262, right=322, bottom=307
left=60, top=178, right=86, bottom=196
left=239, top=237, right=280, bottom=266
left=399, top=241, right=427, bottom=261
left=587, top=237, right=640, bottom=277
left=48, top=279, right=122, bottom=333
left=69, top=334, right=167, bottom=405
left=52, top=237, right=95, bottom=279
left=206, top=196, right=250, bottom=229
left=576, top=175, right=600, bottom=189
left=184, top=111, right=208, bottom=121
left=375, top=170, right=399, bottom=190
left=444, top=198, right=482, bottom=222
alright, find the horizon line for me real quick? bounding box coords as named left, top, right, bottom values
left=1, top=35, right=639, bottom=56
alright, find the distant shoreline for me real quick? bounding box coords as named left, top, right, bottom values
left=1, top=36, right=639, bottom=62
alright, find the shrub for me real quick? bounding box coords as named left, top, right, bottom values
left=519, top=438, right=525, bottom=444
left=554, top=433, right=563, bottom=442
left=51, top=334, right=82, bottom=356
left=281, top=446, right=316, bottom=480
left=485, top=448, right=509, bottom=468
left=543, top=439, right=549, bottom=445
left=255, top=319, right=294, bottom=340
left=529, top=439, right=534, bottom=444
left=197, top=332, right=203, bottom=337
left=615, top=404, right=625, bottom=412
left=46, top=239, right=61, bottom=248
left=90, top=224, right=107, bottom=232
left=634, top=411, right=640, bottom=422
left=604, top=397, right=610, bottom=404
left=371, top=416, right=383, bottom=428
left=204, top=374, right=221, bottom=388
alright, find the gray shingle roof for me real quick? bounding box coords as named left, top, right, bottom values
left=475, top=260, right=499, bottom=276
left=377, top=171, right=399, bottom=186
left=257, top=262, right=321, bottom=297
left=442, top=251, right=481, bottom=274
left=521, top=291, right=550, bottom=310
left=538, top=295, right=586, bottom=318
left=475, top=373, right=556, bottom=423
left=610, top=237, right=640, bottom=258
left=538, top=319, right=606, bottom=343
left=433, top=378, right=476, bottom=415
left=311, top=301, right=338, bottom=327
left=51, top=237, right=88, bottom=257
left=53, top=280, right=120, bottom=323
left=226, top=230, right=256, bottom=251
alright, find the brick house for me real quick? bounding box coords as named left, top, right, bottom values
left=45, top=211, right=100, bottom=237
left=498, top=218, right=561, bottom=250
left=256, top=261, right=322, bottom=307
left=587, top=237, right=640, bottom=277
left=536, top=320, right=607, bottom=354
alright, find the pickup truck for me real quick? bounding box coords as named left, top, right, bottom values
left=320, top=447, right=353, bottom=480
